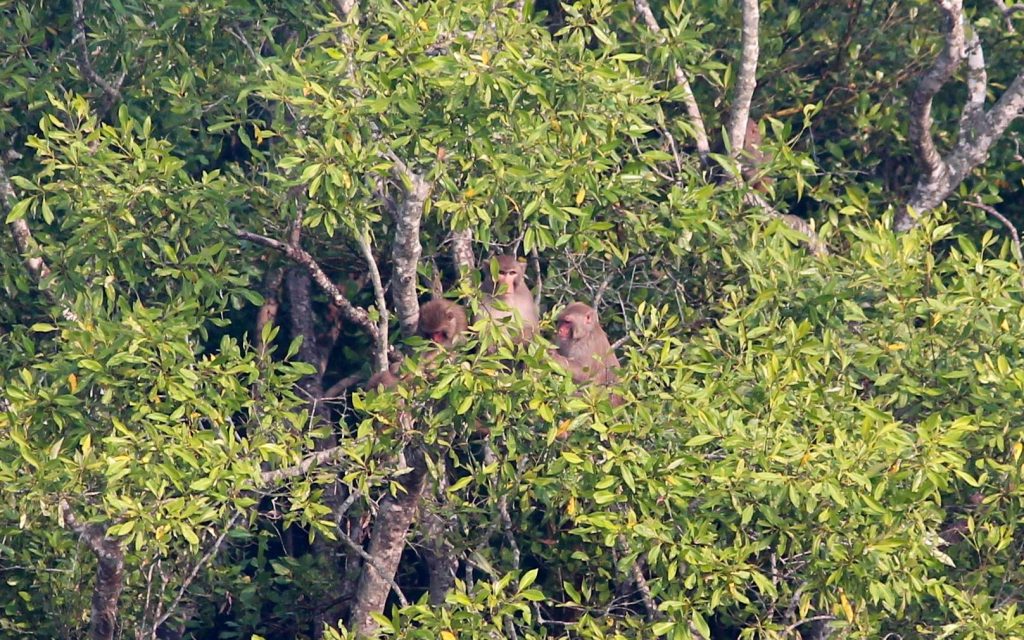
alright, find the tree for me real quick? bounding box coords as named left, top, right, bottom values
left=3, top=1, right=1024, bottom=638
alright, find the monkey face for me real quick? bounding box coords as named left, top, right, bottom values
left=429, top=327, right=453, bottom=346
left=496, top=268, right=520, bottom=294
left=487, top=255, right=525, bottom=296
left=417, top=299, right=468, bottom=348
left=557, top=318, right=574, bottom=341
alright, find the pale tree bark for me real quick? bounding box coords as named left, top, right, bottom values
left=386, top=152, right=430, bottom=337
left=725, top=0, right=759, bottom=156
left=895, top=0, right=1024, bottom=231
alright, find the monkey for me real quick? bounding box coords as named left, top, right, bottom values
left=482, top=255, right=539, bottom=343
left=417, top=298, right=469, bottom=349
left=366, top=364, right=401, bottom=391
left=551, top=302, right=623, bottom=408
left=364, top=298, right=467, bottom=391
left=740, top=117, right=773, bottom=192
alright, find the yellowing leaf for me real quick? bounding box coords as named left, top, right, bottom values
left=441, top=632, right=456, bottom=640
left=1013, top=441, right=1022, bottom=462
left=575, top=187, right=585, bottom=205
left=68, top=373, right=78, bottom=392
left=839, top=590, right=854, bottom=621
left=885, top=343, right=905, bottom=352
left=481, top=49, right=490, bottom=65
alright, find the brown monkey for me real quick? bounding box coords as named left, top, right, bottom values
left=552, top=302, right=621, bottom=394
left=482, top=255, right=539, bottom=342
left=418, top=298, right=468, bottom=348
left=365, top=298, right=467, bottom=390
left=740, top=117, right=773, bottom=192
left=366, top=364, right=401, bottom=391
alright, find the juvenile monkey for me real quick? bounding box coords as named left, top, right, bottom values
left=552, top=302, right=621, bottom=388
left=740, top=117, right=773, bottom=192
left=483, top=255, right=539, bottom=342
left=365, top=298, right=467, bottom=390
left=418, top=298, right=468, bottom=348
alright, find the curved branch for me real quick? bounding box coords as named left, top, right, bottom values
left=71, top=0, right=123, bottom=116
left=908, top=0, right=964, bottom=186
left=232, top=228, right=380, bottom=344
left=897, top=2, right=1024, bottom=230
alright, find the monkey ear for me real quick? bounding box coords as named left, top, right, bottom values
left=445, top=308, right=455, bottom=320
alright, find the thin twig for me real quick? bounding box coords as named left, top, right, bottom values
left=149, top=513, right=242, bottom=637
left=964, top=200, right=1024, bottom=287
left=356, top=227, right=390, bottom=372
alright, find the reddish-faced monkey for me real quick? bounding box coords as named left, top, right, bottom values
left=418, top=298, right=469, bottom=348
left=552, top=302, right=621, bottom=387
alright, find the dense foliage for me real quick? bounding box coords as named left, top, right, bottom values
left=2, top=0, right=1024, bottom=639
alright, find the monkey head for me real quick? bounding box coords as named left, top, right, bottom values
left=417, top=298, right=468, bottom=348
left=555, top=302, right=597, bottom=348
left=486, top=254, right=526, bottom=297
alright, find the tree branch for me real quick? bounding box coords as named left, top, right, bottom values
left=349, top=447, right=429, bottom=636
left=356, top=227, right=390, bottom=373
left=632, top=0, right=710, bottom=156
left=71, top=0, right=123, bottom=116
left=59, top=500, right=124, bottom=640
left=964, top=200, right=1024, bottom=288
left=385, top=152, right=431, bottom=337
left=726, top=0, right=760, bottom=156
left=149, top=513, right=241, bottom=637
left=897, top=1, right=1024, bottom=230
left=232, top=228, right=380, bottom=345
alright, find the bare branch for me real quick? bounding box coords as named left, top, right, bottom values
left=232, top=228, right=380, bottom=344
left=356, top=228, right=390, bottom=372
left=726, top=0, right=760, bottom=156
left=323, top=372, right=364, bottom=399
left=908, top=0, right=965, bottom=186
left=338, top=525, right=409, bottom=607
left=995, top=0, right=1024, bottom=32
left=633, top=0, right=710, bottom=156
left=71, top=0, right=123, bottom=116
left=960, top=29, right=987, bottom=131
left=58, top=500, right=124, bottom=640
left=783, top=614, right=836, bottom=636
left=964, top=200, right=1024, bottom=287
